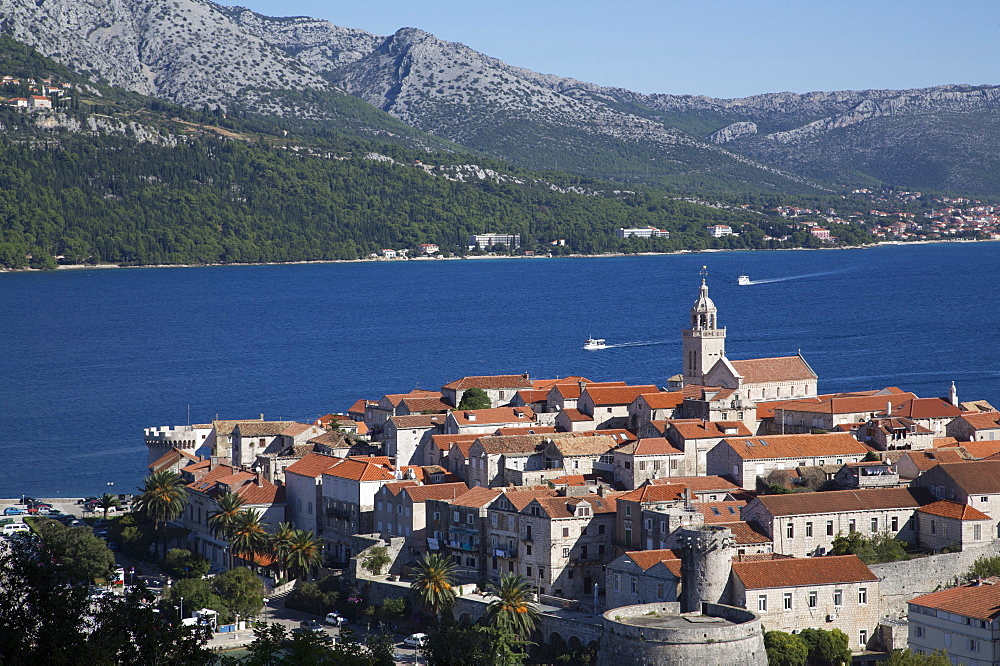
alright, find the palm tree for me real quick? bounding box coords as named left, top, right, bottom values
left=269, top=522, right=296, bottom=580
left=134, top=470, right=189, bottom=557
left=98, top=493, right=120, bottom=520
left=484, top=572, right=538, bottom=642
left=228, top=508, right=269, bottom=569
left=410, top=552, right=457, bottom=619
left=208, top=491, right=245, bottom=567
left=285, top=529, right=324, bottom=581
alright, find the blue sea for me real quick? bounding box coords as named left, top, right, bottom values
left=1, top=242, right=998, bottom=498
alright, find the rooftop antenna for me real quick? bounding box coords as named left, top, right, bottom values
left=187, top=404, right=191, bottom=426
left=700, top=265, right=709, bottom=283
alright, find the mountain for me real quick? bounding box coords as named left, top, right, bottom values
left=1, top=0, right=998, bottom=195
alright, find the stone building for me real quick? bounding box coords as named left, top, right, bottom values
left=666, top=419, right=753, bottom=476
left=382, top=413, right=446, bottom=466
left=320, top=457, right=398, bottom=563
left=915, top=500, right=993, bottom=552
left=614, top=484, right=703, bottom=552
left=612, top=438, right=685, bottom=489
left=729, top=555, right=881, bottom=651
left=770, top=390, right=916, bottom=434
left=907, top=578, right=1000, bottom=662
left=947, top=411, right=1000, bottom=442
left=481, top=487, right=560, bottom=584
left=442, top=406, right=537, bottom=435
left=912, top=460, right=1000, bottom=536
left=856, top=416, right=934, bottom=451
left=576, top=384, right=662, bottom=430
left=373, top=481, right=468, bottom=552
left=440, top=373, right=533, bottom=408
left=605, top=549, right=681, bottom=609
left=283, top=452, right=343, bottom=535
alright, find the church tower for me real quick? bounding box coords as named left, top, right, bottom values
left=682, top=268, right=726, bottom=385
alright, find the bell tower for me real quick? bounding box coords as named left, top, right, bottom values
left=682, top=267, right=726, bottom=385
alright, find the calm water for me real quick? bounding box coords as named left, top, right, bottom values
left=1, top=242, right=998, bottom=497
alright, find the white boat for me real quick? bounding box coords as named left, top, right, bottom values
left=583, top=338, right=607, bottom=350
left=737, top=274, right=752, bottom=285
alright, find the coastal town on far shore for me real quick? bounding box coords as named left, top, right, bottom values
left=130, top=274, right=1000, bottom=663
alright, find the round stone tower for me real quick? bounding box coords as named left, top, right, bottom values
left=678, top=525, right=735, bottom=613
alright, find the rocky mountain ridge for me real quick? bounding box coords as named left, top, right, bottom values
left=1, top=0, right=998, bottom=193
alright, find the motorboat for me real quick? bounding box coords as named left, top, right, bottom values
left=583, top=338, right=607, bottom=350
left=737, top=274, right=752, bottom=285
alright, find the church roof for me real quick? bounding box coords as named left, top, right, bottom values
left=728, top=355, right=817, bottom=384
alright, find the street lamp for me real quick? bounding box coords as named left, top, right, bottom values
left=262, top=597, right=269, bottom=625
left=179, top=596, right=184, bottom=622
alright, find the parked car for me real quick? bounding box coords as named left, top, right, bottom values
left=403, top=633, right=428, bottom=648
left=1, top=523, right=30, bottom=536
left=3, top=507, right=24, bottom=516
left=324, top=612, right=345, bottom=627
left=293, top=620, right=331, bottom=642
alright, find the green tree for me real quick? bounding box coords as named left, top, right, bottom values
left=229, top=508, right=270, bottom=568
left=163, top=548, right=210, bottom=579
left=410, top=552, right=457, bottom=618
left=799, top=627, right=852, bottom=666
left=763, top=630, right=808, bottom=666
left=457, top=387, right=492, bottom=410
left=35, top=519, right=115, bottom=583
left=269, top=521, right=296, bottom=579
left=362, top=545, right=392, bottom=576
left=483, top=572, right=538, bottom=643
left=830, top=531, right=909, bottom=564
left=424, top=622, right=497, bottom=666
left=168, top=577, right=228, bottom=621
left=965, top=554, right=1000, bottom=581
left=209, top=491, right=247, bottom=566
left=98, top=493, right=121, bottom=520
left=213, top=566, right=265, bottom=620
left=286, top=529, right=325, bottom=581
left=134, top=470, right=189, bottom=556
left=884, top=649, right=950, bottom=665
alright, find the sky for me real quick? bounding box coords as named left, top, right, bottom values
left=232, top=0, right=999, bottom=99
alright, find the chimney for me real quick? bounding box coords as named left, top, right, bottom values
left=466, top=412, right=476, bottom=421
left=260, top=413, right=264, bottom=421
left=886, top=401, right=892, bottom=417
left=949, top=381, right=959, bottom=407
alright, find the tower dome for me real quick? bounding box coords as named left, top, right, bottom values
left=690, top=278, right=718, bottom=330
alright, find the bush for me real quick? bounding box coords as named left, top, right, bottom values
left=764, top=630, right=808, bottom=666
left=285, top=581, right=339, bottom=616
left=830, top=531, right=910, bottom=564
left=163, top=549, right=210, bottom=579
left=799, top=628, right=852, bottom=665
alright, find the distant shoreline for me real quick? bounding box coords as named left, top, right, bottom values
left=1, top=237, right=996, bottom=273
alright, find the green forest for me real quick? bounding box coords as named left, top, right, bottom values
left=0, top=36, right=877, bottom=270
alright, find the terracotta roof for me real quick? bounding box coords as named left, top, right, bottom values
left=917, top=500, right=991, bottom=521
left=933, top=437, right=960, bottom=448
left=584, top=385, right=661, bottom=406
left=891, top=397, right=963, bottom=420
left=722, top=433, right=869, bottom=460
left=728, top=355, right=817, bottom=384
left=617, top=438, right=683, bottom=456
left=494, top=426, right=557, bottom=435
left=443, top=374, right=533, bottom=390
left=953, top=412, right=1000, bottom=431
left=670, top=420, right=753, bottom=440
left=863, top=417, right=933, bottom=435
left=431, top=433, right=480, bottom=452
left=347, top=399, right=369, bottom=415
left=515, top=389, right=550, bottom=404
left=587, top=429, right=638, bottom=443
left=400, top=396, right=452, bottom=413
left=502, top=488, right=561, bottom=511
left=616, top=484, right=688, bottom=503
left=679, top=476, right=742, bottom=493
left=149, top=447, right=200, bottom=473
left=695, top=501, right=746, bottom=523
left=733, top=555, right=876, bottom=589
left=233, top=421, right=295, bottom=437
left=551, top=381, right=626, bottom=401
left=322, top=459, right=396, bottom=482
left=280, top=422, right=316, bottom=437
left=388, top=414, right=446, bottom=429
left=717, top=521, right=771, bottom=544
left=404, top=482, right=469, bottom=503
left=960, top=441, right=1000, bottom=460
left=559, top=408, right=593, bottom=422
left=929, top=460, right=1000, bottom=494
left=910, top=579, right=1000, bottom=620
left=450, top=486, right=503, bottom=508
left=636, top=391, right=685, bottom=410
left=212, top=418, right=264, bottom=436
left=753, top=487, right=934, bottom=517
left=625, top=549, right=682, bottom=575
left=283, top=452, right=343, bottom=478
left=530, top=495, right=617, bottom=518
left=383, top=390, right=442, bottom=407
left=449, top=406, right=535, bottom=427
left=307, top=431, right=351, bottom=448
left=549, top=474, right=588, bottom=486
left=531, top=376, right=593, bottom=390
left=899, top=449, right=968, bottom=474
left=382, top=480, right=420, bottom=496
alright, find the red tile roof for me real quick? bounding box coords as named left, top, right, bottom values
left=404, top=482, right=469, bottom=503
left=899, top=449, right=968, bottom=474
left=776, top=392, right=917, bottom=416
left=619, top=438, right=683, bottom=456
left=449, top=406, right=535, bottom=427
left=443, top=374, right=533, bottom=390
left=323, top=458, right=395, bottom=482
left=910, top=579, right=1000, bottom=620
left=347, top=399, right=369, bottom=415
left=624, top=549, right=681, bottom=575
left=917, top=500, right=991, bottom=521
left=450, top=486, right=503, bottom=508
left=531, top=495, right=617, bottom=518
left=502, top=488, right=561, bottom=511
left=716, top=521, right=771, bottom=544
left=531, top=376, right=593, bottom=389
left=927, top=460, right=1000, bottom=494
left=514, top=389, right=550, bottom=404
left=960, top=441, right=1000, bottom=460
left=389, top=414, right=446, bottom=429
left=754, top=487, right=933, bottom=516
left=679, top=476, right=742, bottom=493
left=729, top=355, right=817, bottom=383
left=383, top=390, right=442, bottom=407
left=233, top=421, right=295, bottom=437
left=891, top=398, right=963, bottom=419
left=953, top=412, right=1000, bottom=431
left=636, top=391, right=685, bottom=410
left=400, top=396, right=452, bottom=413
left=284, top=452, right=344, bottom=478
left=559, top=408, right=592, bottom=422
left=695, top=501, right=746, bottom=523
left=670, top=420, right=753, bottom=440
left=382, top=480, right=420, bottom=496
left=584, top=385, right=661, bottom=406
left=431, top=433, right=480, bottom=452
left=732, top=554, right=876, bottom=589
left=494, top=426, right=557, bottom=435
left=616, top=484, right=688, bottom=503
left=722, top=433, right=869, bottom=460
left=550, top=381, right=627, bottom=401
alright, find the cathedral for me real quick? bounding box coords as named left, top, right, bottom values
left=681, top=272, right=818, bottom=407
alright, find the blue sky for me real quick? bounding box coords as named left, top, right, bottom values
left=234, top=0, right=999, bottom=98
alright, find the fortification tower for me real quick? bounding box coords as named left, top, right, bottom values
left=681, top=268, right=726, bottom=386
left=678, top=525, right=735, bottom=613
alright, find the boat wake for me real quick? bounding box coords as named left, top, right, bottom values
left=600, top=340, right=671, bottom=349
left=743, top=267, right=854, bottom=285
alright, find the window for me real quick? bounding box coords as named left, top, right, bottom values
left=982, top=496, right=988, bottom=502
left=891, top=516, right=898, bottom=531
left=598, top=545, right=605, bottom=555
left=526, top=544, right=532, bottom=555
left=599, top=524, right=605, bottom=535
left=834, top=589, right=843, bottom=606
left=931, top=520, right=936, bottom=534
left=625, top=505, right=631, bottom=516
left=805, top=522, right=813, bottom=537
left=562, top=547, right=570, bottom=558
left=491, top=514, right=497, bottom=526
left=657, top=582, right=664, bottom=599
left=943, top=633, right=951, bottom=647
left=975, top=524, right=982, bottom=540
left=631, top=577, right=638, bottom=594
left=398, top=504, right=403, bottom=515
left=467, top=514, right=474, bottom=524
left=581, top=545, right=588, bottom=559
left=757, top=595, right=767, bottom=612
left=562, top=527, right=570, bottom=538
left=827, top=520, right=834, bottom=536
left=859, top=629, right=867, bottom=647
left=376, top=500, right=382, bottom=511
left=849, top=519, right=856, bottom=533
left=969, top=638, right=980, bottom=652
left=783, top=593, right=792, bottom=610
left=614, top=574, right=620, bottom=591
left=808, top=591, right=817, bottom=608
left=639, top=461, right=646, bottom=471
left=538, top=567, right=544, bottom=578
left=387, top=502, right=393, bottom=514
left=645, top=519, right=653, bottom=530
left=786, top=523, right=794, bottom=539
left=858, top=587, right=868, bottom=605
left=914, top=626, right=924, bottom=638
left=453, top=511, right=460, bottom=522
left=526, top=525, right=532, bottom=541
left=871, top=517, right=878, bottom=532
left=527, top=566, right=532, bottom=577
left=433, top=511, right=440, bottom=521
left=307, top=501, right=313, bottom=515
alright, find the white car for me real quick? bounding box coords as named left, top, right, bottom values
left=325, top=612, right=344, bottom=627
left=403, top=633, right=428, bottom=648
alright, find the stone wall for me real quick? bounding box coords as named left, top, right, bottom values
left=872, top=540, right=1000, bottom=618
